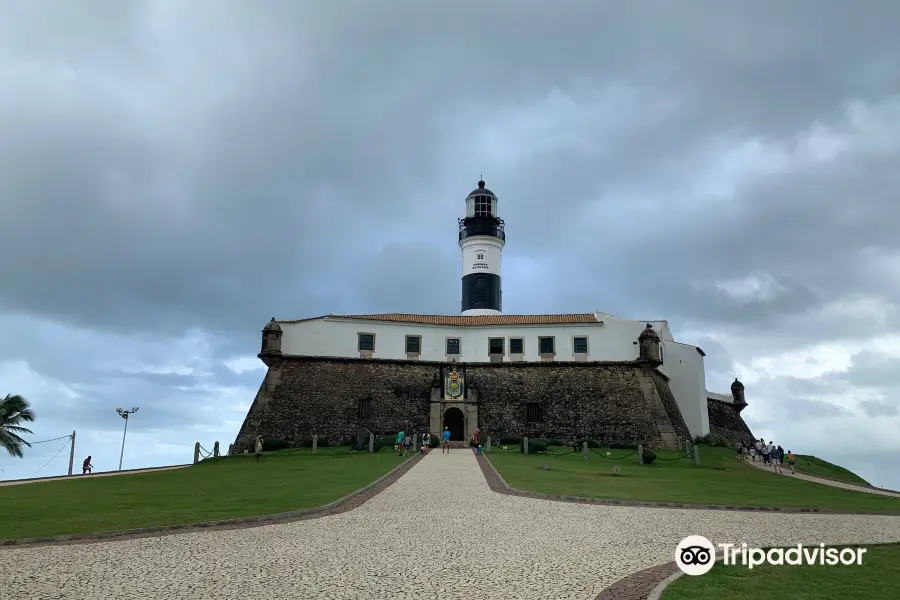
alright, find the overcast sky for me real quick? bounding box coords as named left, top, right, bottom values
left=1, top=2, right=899, bottom=488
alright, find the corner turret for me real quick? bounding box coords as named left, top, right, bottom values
left=638, top=323, right=661, bottom=364
left=731, top=377, right=747, bottom=412
left=260, top=318, right=283, bottom=363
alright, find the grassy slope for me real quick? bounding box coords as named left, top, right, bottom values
left=0, top=447, right=406, bottom=540
left=661, top=543, right=900, bottom=600
left=486, top=445, right=900, bottom=514
left=794, top=454, right=871, bottom=486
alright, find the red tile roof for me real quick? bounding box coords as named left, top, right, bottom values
left=278, top=313, right=600, bottom=326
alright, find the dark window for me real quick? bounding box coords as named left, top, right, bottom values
left=509, top=338, right=523, bottom=354
left=406, top=335, right=421, bottom=353
left=446, top=338, right=460, bottom=355
left=573, top=337, right=588, bottom=354
left=639, top=343, right=648, bottom=358
left=358, top=398, right=372, bottom=420
left=526, top=403, right=543, bottom=423
left=476, top=275, right=484, bottom=286
left=475, top=195, right=492, bottom=216
left=476, top=253, right=484, bottom=260
left=659, top=346, right=664, bottom=364
left=489, top=338, right=504, bottom=355
left=358, top=333, right=374, bottom=351
left=539, top=336, right=555, bottom=354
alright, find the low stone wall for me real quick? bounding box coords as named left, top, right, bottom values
left=236, top=356, right=691, bottom=449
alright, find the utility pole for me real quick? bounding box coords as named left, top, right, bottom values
left=115, top=407, right=139, bottom=471
left=67, top=430, right=76, bottom=476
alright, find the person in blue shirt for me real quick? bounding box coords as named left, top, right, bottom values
left=442, top=427, right=451, bottom=453
left=396, top=431, right=405, bottom=456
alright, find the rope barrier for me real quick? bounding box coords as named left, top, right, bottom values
left=537, top=448, right=577, bottom=457
left=29, top=439, right=71, bottom=478
left=590, top=447, right=637, bottom=460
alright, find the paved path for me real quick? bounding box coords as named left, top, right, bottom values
left=743, top=458, right=900, bottom=498
left=3, top=452, right=900, bottom=600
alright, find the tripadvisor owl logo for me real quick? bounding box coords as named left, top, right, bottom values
left=675, top=535, right=716, bottom=576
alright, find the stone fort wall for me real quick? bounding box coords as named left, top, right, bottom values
left=235, top=357, right=693, bottom=450
left=706, top=398, right=755, bottom=445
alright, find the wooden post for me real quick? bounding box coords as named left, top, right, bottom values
left=523, top=437, right=529, bottom=454
left=312, top=434, right=318, bottom=454
left=582, top=441, right=588, bottom=461
left=193, top=442, right=200, bottom=464
left=213, top=441, right=220, bottom=457
left=368, top=433, right=374, bottom=452
left=67, top=431, right=76, bottom=476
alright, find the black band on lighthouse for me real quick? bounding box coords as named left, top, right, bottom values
left=461, top=273, right=502, bottom=312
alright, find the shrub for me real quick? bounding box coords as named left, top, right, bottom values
left=521, top=440, right=548, bottom=454
left=261, top=438, right=291, bottom=452
left=694, top=434, right=730, bottom=447
left=499, top=436, right=522, bottom=445
left=573, top=439, right=601, bottom=450
left=545, top=438, right=565, bottom=447
left=641, top=449, right=657, bottom=464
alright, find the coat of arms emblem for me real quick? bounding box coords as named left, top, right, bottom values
left=444, top=367, right=465, bottom=399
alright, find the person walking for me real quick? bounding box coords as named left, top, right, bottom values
left=421, top=432, right=430, bottom=454
left=771, top=445, right=782, bottom=473
left=761, top=439, right=771, bottom=465
left=753, top=439, right=762, bottom=462
left=82, top=456, right=93, bottom=475
left=442, top=427, right=451, bottom=453
left=473, top=429, right=481, bottom=455
left=255, top=435, right=265, bottom=461
left=786, top=449, right=796, bottom=474
left=402, top=433, right=411, bottom=456
left=396, top=430, right=405, bottom=456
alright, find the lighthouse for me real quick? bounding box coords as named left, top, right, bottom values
left=458, top=179, right=505, bottom=315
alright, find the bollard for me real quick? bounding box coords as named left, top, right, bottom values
left=637, top=444, right=644, bottom=465
left=486, top=436, right=491, bottom=453
left=368, top=433, right=374, bottom=453
left=583, top=441, right=588, bottom=461
left=213, top=441, right=220, bottom=458
left=694, top=445, right=700, bottom=466
left=312, top=434, right=318, bottom=454
left=413, top=434, right=419, bottom=453
left=193, top=442, right=200, bottom=464
left=612, top=465, right=621, bottom=476
left=523, top=437, right=529, bottom=455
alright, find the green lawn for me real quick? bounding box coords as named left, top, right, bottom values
left=661, top=543, right=900, bottom=600
left=486, top=445, right=900, bottom=514
left=794, top=454, right=871, bottom=487
left=0, top=447, right=407, bottom=540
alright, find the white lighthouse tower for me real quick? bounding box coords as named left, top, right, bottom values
left=458, top=179, right=505, bottom=315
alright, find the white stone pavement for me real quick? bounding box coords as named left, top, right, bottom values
left=3, top=451, right=900, bottom=600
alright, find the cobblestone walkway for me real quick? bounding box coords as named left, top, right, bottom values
left=3, top=452, right=900, bottom=599
left=743, top=458, right=900, bottom=497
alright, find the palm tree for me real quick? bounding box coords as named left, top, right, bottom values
left=0, top=394, right=35, bottom=458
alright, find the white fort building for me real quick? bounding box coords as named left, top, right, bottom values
left=237, top=181, right=753, bottom=451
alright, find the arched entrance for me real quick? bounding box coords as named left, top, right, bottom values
left=443, top=406, right=465, bottom=441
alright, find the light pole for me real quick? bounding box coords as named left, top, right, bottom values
left=116, top=407, right=139, bottom=471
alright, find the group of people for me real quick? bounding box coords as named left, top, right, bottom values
left=394, top=427, right=463, bottom=455
left=738, top=438, right=795, bottom=474
left=396, top=427, right=450, bottom=456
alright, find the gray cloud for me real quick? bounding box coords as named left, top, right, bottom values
left=1, top=1, right=900, bottom=486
